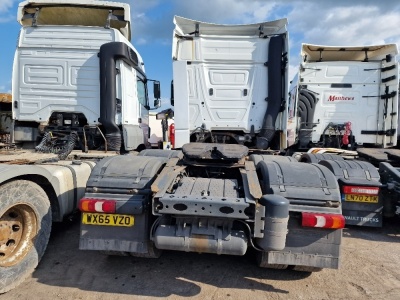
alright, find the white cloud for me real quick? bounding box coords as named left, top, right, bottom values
left=171, top=0, right=277, bottom=24
left=285, top=2, right=400, bottom=80
left=288, top=4, right=400, bottom=46
left=100, top=0, right=396, bottom=76
left=0, top=0, right=14, bottom=13
left=0, top=0, right=16, bottom=23
left=136, top=37, right=147, bottom=45
left=127, top=1, right=400, bottom=56
left=125, top=0, right=161, bottom=12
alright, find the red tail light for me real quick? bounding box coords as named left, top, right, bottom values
left=342, top=186, right=379, bottom=195
left=79, top=198, right=116, bottom=213
left=302, top=212, right=345, bottom=229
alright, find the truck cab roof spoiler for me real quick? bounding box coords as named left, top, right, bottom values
left=302, top=43, right=398, bottom=62
left=173, top=15, right=287, bottom=37
left=17, top=0, right=131, bottom=40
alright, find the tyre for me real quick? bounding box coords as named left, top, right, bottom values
left=0, top=180, right=51, bottom=294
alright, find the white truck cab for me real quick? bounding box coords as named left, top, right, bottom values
left=13, top=0, right=160, bottom=152
left=171, top=16, right=288, bottom=150
left=288, top=43, right=399, bottom=149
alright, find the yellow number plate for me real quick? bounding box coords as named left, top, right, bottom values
left=82, top=213, right=134, bottom=227
left=344, top=194, right=378, bottom=203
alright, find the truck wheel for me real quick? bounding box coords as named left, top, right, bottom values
left=257, top=252, right=288, bottom=270
left=291, top=265, right=322, bottom=272
left=0, top=180, right=51, bottom=294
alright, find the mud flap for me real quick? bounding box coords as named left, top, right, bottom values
left=265, top=216, right=341, bottom=269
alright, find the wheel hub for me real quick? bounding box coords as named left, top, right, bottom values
left=0, top=205, right=37, bottom=267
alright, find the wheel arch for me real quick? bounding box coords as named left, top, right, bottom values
left=0, top=174, right=60, bottom=222
left=0, top=164, right=80, bottom=222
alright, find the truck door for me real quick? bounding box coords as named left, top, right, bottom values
left=119, top=61, right=148, bottom=151
left=137, top=74, right=150, bottom=144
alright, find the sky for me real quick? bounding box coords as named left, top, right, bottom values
left=1, top=0, right=400, bottom=108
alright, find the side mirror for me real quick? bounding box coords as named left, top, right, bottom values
left=154, top=99, right=161, bottom=109
left=153, top=81, right=161, bottom=100
left=170, top=80, right=174, bottom=106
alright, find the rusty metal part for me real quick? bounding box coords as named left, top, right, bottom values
left=82, top=125, right=108, bottom=153
left=0, top=94, right=11, bottom=103
left=0, top=149, right=58, bottom=164
left=0, top=204, right=38, bottom=267
left=244, top=161, right=263, bottom=199
left=151, top=158, right=184, bottom=195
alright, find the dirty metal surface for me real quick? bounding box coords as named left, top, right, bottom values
left=357, top=148, right=389, bottom=161
left=157, top=194, right=249, bottom=219
left=0, top=149, right=118, bottom=164
left=0, top=149, right=58, bottom=164
left=244, top=161, right=263, bottom=200
left=174, top=177, right=238, bottom=198
left=357, top=148, right=400, bottom=166
left=151, top=158, right=183, bottom=195
left=384, top=149, right=400, bottom=162
left=182, top=143, right=248, bottom=160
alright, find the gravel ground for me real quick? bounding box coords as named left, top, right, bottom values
left=2, top=217, right=400, bottom=300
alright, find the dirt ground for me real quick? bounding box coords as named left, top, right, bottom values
left=1, top=217, right=400, bottom=300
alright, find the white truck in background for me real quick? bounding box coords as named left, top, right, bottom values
left=0, top=0, right=160, bottom=293
left=149, top=111, right=174, bottom=148
left=287, top=43, right=398, bottom=150
left=171, top=16, right=288, bottom=150
left=288, top=44, right=400, bottom=227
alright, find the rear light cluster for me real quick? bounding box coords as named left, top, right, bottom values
left=342, top=186, right=379, bottom=195
left=302, top=212, right=345, bottom=229
left=79, top=198, right=116, bottom=213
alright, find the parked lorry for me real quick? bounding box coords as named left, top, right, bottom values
left=171, top=17, right=289, bottom=150
left=0, top=0, right=160, bottom=293
left=79, top=17, right=345, bottom=274
left=287, top=44, right=400, bottom=227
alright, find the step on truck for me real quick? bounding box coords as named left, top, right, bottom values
left=79, top=17, right=345, bottom=273
left=1, top=0, right=160, bottom=293
left=287, top=44, right=400, bottom=227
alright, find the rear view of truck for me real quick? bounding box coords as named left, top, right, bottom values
left=288, top=43, right=398, bottom=150
left=288, top=44, right=399, bottom=227
left=79, top=17, right=345, bottom=273
left=79, top=144, right=345, bottom=272
left=171, top=16, right=288, bottom=150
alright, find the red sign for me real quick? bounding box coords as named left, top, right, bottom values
left=327, top=95, right=354, bottom=102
